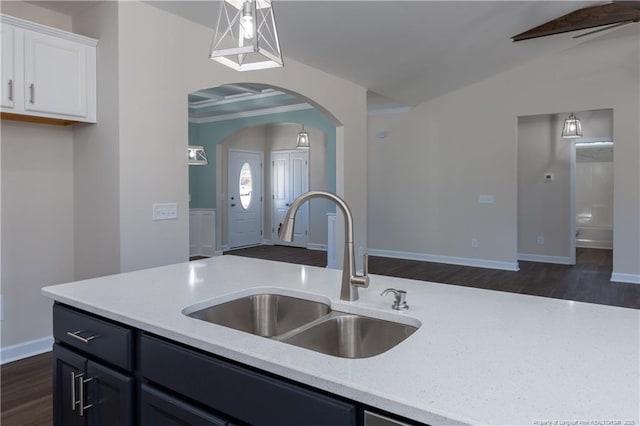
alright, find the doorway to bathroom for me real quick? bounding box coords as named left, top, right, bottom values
left=573, top=138, right=614, bottom=251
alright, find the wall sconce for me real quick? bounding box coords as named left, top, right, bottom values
left=562, top=113, right=583, bottom=138
left=296, top=125, right=310, bottom=149
left=188, top=146, right=208, bottom=165
left=209, top=0, right=283, bottom=71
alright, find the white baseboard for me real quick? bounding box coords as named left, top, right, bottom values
left=576, top=241, right=613, bottom=250
left=368, top=249, right=520, bottom=271
left=1, top=336, right=53, bottom=364
left=214, top=250, right=224, bottom=256
left=611, top=273, right=640, bottom=284
left=262, top=239, right=274, bottom=246
left=517, top=253, right=574, bottom=265
left=307, top=243, right=327, bottom=251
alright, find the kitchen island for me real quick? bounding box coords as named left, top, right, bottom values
left=43, top=255, right=639, bottom=425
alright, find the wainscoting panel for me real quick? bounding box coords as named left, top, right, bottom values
left=190, top=209, right=216, bottom=257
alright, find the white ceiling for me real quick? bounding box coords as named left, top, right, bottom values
left=30, top=1, right=611, bottom=108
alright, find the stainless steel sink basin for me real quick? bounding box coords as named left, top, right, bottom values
left=186, top=294, right=331, bottom=337
left=281, top=313, right=418, bottom=359
left=186, top=293, right=419, bottom=358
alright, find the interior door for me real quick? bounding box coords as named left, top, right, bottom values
left=272, top=150, right=309, bottom=247
left=228, top=150, right=263, bottom=249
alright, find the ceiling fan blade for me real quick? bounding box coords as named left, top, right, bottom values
left=572, top=21, right=634, bottom=38
left=512, top=2, right=640, bottom=42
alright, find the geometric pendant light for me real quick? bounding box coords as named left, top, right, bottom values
left=209, top=0, right=283, bottom=72
left=188, top=145, right=208, bottom=165
left=561, top=113, right=583, bottom=138
left=296, top=125, right=310, bottom=149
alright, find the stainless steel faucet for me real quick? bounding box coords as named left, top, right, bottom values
left=278, top=191, right=369, bottom=301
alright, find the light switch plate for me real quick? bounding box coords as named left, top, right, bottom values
left=479, top=194, right=495, bottom=204
left=152, top=203, right=178, bottom=220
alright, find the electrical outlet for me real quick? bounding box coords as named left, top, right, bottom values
left=537, top=236, right=544, bottom=245
left=471, top=239, right=479, bottom=248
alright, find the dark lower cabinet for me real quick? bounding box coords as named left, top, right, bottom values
left=53, top=303, right=420, bottom=426
left=53, top=344, right=86, bottom=426
left=141, top=384, right=228, bottom=426
left=53, top=344, right=134, bottom=426
left=140, top=334, right=358, bottom=426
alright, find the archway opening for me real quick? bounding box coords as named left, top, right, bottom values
left=187, top=83, right=340, bottom=263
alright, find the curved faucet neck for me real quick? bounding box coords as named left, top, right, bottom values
left=283, top=191, right=367, bottom=301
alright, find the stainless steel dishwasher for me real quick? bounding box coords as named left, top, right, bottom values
left=364, top=411, right=412, bottom=426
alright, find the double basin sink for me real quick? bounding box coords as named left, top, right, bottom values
left=185, top=293, right=418, bottom=359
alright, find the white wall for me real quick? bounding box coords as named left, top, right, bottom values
left=115, top=2, right=367, bottom=273
left=0, top=2, right=75, bottom=355
left=0, top=0, right=72, bottom=31
left=517, top=114, right=572, bottom=260
left=72, top=1, right=121, bottom=280
left=1, top=121, right=74, bottom=348
left=218, top=123, right=328, bottom=248
left=368, top=25, right=639, bottom=279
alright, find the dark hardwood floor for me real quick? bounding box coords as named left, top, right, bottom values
left=224, top=245, right=639, bottom=309
left=4, top=247, right=636, bottom=426
left=1, top=352, right=52, bottom=426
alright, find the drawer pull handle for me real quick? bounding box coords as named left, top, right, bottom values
left=8, top=80, right=13, bottom=101
left=29, top=83, right=34, bottom=104
left=67, top=330, right=97, bottom=343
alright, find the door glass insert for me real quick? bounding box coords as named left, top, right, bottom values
left=239, top=162, right=252, bottom=209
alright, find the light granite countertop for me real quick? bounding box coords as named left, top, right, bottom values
left=42, top=255, right=640, bottom=425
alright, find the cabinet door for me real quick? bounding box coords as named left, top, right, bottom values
left=141, top=384, right=227, bottom=426
left=23, top=29, right=87, bottom=118
left=87, top=361, right=134, bottom=426
left=53, top=344, right=87, bottom=426
left=1, top=23, right=15, bottom=108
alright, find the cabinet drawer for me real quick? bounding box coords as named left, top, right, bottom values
left=53, top=304, right=133, bottom=371
left=141, top=334, right=357, bottom=426
left=141, top=384, right=228, bottom=426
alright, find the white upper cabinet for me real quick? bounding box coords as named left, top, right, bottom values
left=1, top=23, right=15, bottom=109
left=1, top=15, right=97, bottom=124
left=24, top=30, right=88, bottom=118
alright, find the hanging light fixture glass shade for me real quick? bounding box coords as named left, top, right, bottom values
left=296, top=125, right=310, bottom=149
left=561, top=113, right=583, bottom=138
left=188, top=145, right=208, bottom=165
left=209, top=0, right=283, bottom=72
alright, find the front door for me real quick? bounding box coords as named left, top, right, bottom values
left=228, top=150, right=263, bottom=249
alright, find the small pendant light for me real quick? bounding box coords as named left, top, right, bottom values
left=562, top=113, right=583, bottom=138
left=188, top=146, right=208, bottom=165
left=296, top=125, right=310, bottom=149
